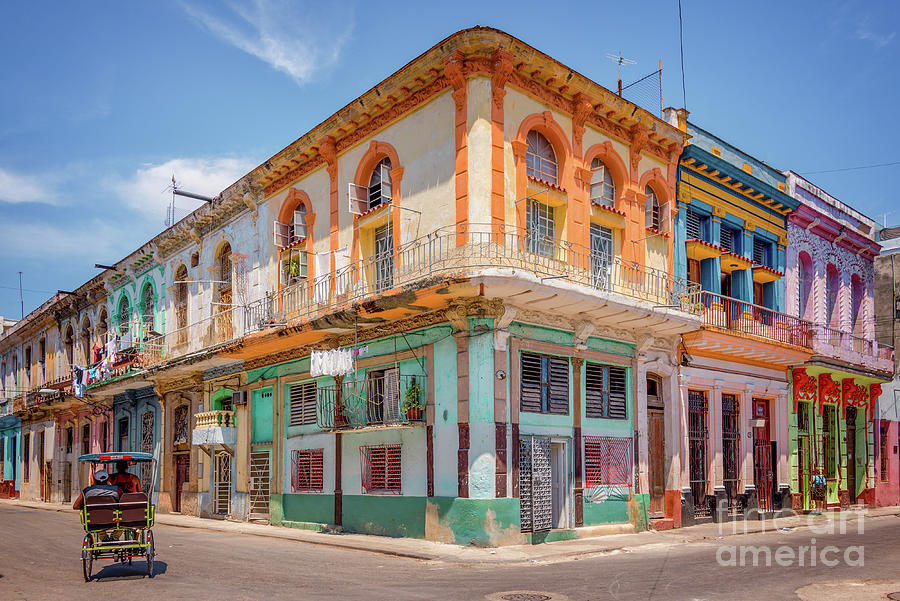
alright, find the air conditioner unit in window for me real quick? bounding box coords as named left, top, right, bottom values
left=231, top=390, right=248, bottom=406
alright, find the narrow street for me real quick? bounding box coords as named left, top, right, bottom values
left=3, top=505, right=900, bottom=601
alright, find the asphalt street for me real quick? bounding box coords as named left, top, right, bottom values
left=2, top=504, right=900, bottom=601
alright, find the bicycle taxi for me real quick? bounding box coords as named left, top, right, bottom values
left=77, top=451, right=156, bottom=581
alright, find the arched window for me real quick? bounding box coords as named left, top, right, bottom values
left=142, top=283, right=154, bottom=333
left=98, top=308, right=108, bottom=343
left=64, top=326, right=74, bottom=369
left=217, top=243, right=232, bottom=290
left=826, top=264, right=840, bottom=327
left=118, top=296, right=131, bottom=336
left=291, top=204, right=307, bottom=243
left=368, top=157, right=392, bottom=209
left=175, top=265, right=188, bottom=328
left=798, top=252, right=813, bottom=320
left=525, top=130, right=558, bottom=186
left=590, top=158, right=615, bottom=208
left=851, top=275, right=864, bottom=334
left=645, top=186, right=661, bottom=230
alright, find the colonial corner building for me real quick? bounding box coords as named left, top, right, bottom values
left=0, top=27, right=896, bottom=545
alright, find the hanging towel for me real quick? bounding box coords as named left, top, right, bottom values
left=314, top=251, right=331, bottom=304
left=334, top=247, right=349, bottom=296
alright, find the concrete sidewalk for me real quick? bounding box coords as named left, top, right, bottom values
left=6, top=498, right=899, bottom=565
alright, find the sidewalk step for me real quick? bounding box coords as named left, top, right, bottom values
left=650, top=518, right=675, bottom=531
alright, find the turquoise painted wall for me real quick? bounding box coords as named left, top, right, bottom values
left=433, top=334, right=458, bottom=498
left=342, top=494, right=426, bottom=538
left=251, top=387, right=273, bottom=444
left=427, top=496, right=522, bottom=546
left=282, top=492, right=334, bottom=524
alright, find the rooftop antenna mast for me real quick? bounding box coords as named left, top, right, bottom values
left=606, top=52, right=636, bottom=96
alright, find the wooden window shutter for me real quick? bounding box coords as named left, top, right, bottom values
left=289, top=381, right=317, bottom=426
left=520, top=352, right=544, bottom=414
left=547, top=357, right=569, bottom=415
left=584, top=362, right=606, bottom=418
left=608, top=366, right=627, bottom=419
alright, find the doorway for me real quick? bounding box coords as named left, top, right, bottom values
left=174, top=453, right=190, bottom=513
left=249, top=450, right=271, bottom=520
left=647, top=375, right=665, bottom=517
left=752, top=398, right=774, bottom=512
left=550, top=441, right=569, bottom=529
left=214, top=451, right=232, bottom=515
left=846, top=407, right=857, bottom=503
left=62, top=462, right=72, bottom=503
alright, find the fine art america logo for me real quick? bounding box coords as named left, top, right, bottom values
left=715, top=510, right=866, bottom=568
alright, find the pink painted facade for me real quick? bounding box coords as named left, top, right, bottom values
left=874, top=419, right=899, bottom=506
left=54, top=407, right=112, bottom=503
left=784, top=173, right=892, bottom=374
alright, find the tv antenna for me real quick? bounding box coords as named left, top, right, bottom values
left=606, top=52, right=636, bottom=96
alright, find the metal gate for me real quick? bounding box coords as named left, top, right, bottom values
left=753, top=437, right=773, bottom=511
left=688, top=390, right=710, bottom=516
left=797, top=402, right=811, bottom=508
left=519, top=435, right=552, bottom=533
left=141, top=411, right=154, bottom=492
left=721, top=394, right=741, bottom=515
left=214, top=451, right=232, bottom=515
left=249, top=451, right=271, bottom=520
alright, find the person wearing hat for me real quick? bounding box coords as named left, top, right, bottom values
left=72, top=469, right=121, bottom=510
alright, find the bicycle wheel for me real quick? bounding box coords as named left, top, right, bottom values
left=145, top=530, right=155, bottom=578
left=82, top=534, right=93, bottom=582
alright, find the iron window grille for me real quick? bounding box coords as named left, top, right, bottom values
left=291, top=448, right=324, bottom=492
left=584, top=436, right=633, bottom=487
left=589, top=158, right=615, bottom=207
left=721, top=393, right=742, bottom=514
left=584, top=362, right=627, bottom=419
left=525, top=200, right=555, bottom=258
left=525, top=130, right=558, bottom=185
left=688, top=389, right=710, bottom=516
left=173, top=405, right=189, bottom=445
left=289, top=381, right=317, bottom=427
left=373, top=223, right=394, bottom=292
left=520, top=352, right=569, bottom=415
left=360, top=444, right=401, bottom=494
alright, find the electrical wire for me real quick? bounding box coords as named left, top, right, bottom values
left=800, top=160, right=900, bottom=175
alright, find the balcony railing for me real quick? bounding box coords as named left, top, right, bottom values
left=700, top=292, right=815, bottom=348
left=194, top=410, right=236, bottom=429
left=317, top=374, right=426, bottom=430
left=247, top=225, right=701, bottom=333
left=139, top=306, right=244, bottom=369
left=813, top=325, right=894, bottom=372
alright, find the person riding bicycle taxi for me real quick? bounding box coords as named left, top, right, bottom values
left=72, top=470, right=119, bottom=510
left=109, top=459, right=142, bottom=494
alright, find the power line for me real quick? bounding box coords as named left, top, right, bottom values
left=800, top=160, right=900, bottom=175
left=0, top=285, right=55, bottom=294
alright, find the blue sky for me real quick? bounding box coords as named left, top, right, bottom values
left=1, top=0, right=898, bottom=319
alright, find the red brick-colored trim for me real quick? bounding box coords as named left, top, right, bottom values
left=491, top=50, right=513, bottom=242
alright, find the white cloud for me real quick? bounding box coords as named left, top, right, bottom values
left=0, top=167, right=56, bottom=205
left=181, top=0, right=351, bottom=85
left=856, top=17, right=895, bottom=48
left=107, top=157, right=255, bottom=224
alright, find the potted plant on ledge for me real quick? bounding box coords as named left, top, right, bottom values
left=401, top=377, right=424, bottom=421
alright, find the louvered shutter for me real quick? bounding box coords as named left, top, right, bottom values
left=547, top=357, right=569, bottom=415
left=289, top=382, right=317, bottom=426
left=348, top=183, right=368, bottom=215
left=520, top=353, right=543, bottom=414
left=585, top=362, right=607, bottom=418
left=379, top=162, right=392, bottom=203
left=608, top=366, right=627, bottom=419
left=383, top=368, right=400, bottom=422
left=686, top=210, right=701, bottom=240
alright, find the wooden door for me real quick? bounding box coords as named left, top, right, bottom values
left=174, top=453, right=190, bottom=513
left=648, top=409, right=666, bottom=515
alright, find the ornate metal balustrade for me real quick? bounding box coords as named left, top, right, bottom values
left=247, top=225, right=701, bottom=333
left=699, top=291, right=815, bottom=348
left=316, top=373, right=426, bottom=430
